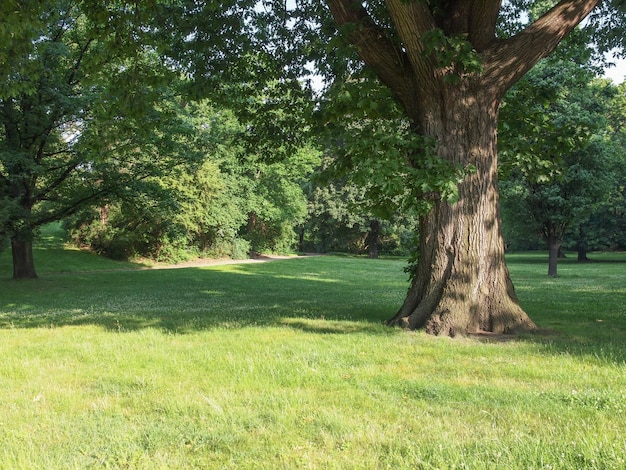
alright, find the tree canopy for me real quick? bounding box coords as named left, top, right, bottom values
left=0, top=1, right=200, bottom=277
left=498, top=44, right=622, bottom=275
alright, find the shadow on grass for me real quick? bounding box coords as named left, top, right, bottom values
left=520, top=329, right=626, bottom=366
left=0, top=230, right=149, bottom=278
left=2, top=250, right=625, bottom=363
left=505, top=251, right=626, bottom=265
left=0, top=257, right=405, bottom=337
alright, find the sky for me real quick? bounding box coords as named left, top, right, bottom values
left=603, top=56, right=626, bottom=84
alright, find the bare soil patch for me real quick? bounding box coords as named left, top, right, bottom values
left=146, top=253, right=298, bottom=270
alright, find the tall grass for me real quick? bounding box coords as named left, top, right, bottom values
left=0, top=234, right=625, bottom=468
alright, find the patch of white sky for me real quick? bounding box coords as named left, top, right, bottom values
left=603, top=53, right=626, bottom=84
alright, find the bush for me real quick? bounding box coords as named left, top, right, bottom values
left=231, top=238, right=252, bottom=260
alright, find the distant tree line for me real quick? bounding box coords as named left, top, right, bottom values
left=63, top=105, right=420, bottom=262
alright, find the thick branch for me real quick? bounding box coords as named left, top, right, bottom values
left=32, top=169, right=156, bottom=228
left=384, top=0, right=439, bottom=96
left=468, top=0, right=502, bottom=51
left=67, top=39, right=94, bottom=86
left=34, top=186, right=112, bottom=227
left=483, top=0, right=601, bottom=98
left=34, top=161, right=81, bottom=204
left=325, top=0, right=418, bottom=112
left=435, top=0, right=501, bottom=50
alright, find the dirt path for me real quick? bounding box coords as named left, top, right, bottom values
left=44, top=254, right=319, bottom=277
left=145, top=254, right=300, bottom=270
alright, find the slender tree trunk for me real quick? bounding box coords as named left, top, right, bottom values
left=577, top=247, right=589, bottom=262
left=11, top=236, right=38, bottom=279
left=547, top=238, right=560, bottom=277
left=367, top=219, right=380, bottom=259
left=387, top=90, right=537, bottom=335
left=544, top=223, right=561, bottom=277
left=298, top=226, right=305, bottom=253
left=100, top=204, right=109, bottom=225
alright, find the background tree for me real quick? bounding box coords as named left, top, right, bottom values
left=499, top=52, right=615, bottom=276
left=302, top=166, right=417, bottom=256
left=0, top=1, right=191, bottom=279
left=555, top=130, right=625, bottom=261
left=304, top=180, right=374, bottom=254
left=67, top=102, right=319, bottom=261
left=589, top=80, right=626, bottom=253
left=568, top=80, right=626, bottom=258
left=67, top=102, right=250, bottom=262
left=242, top=145, right=319, bottom=254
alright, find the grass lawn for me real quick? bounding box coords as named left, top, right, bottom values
left=0, top=233, right=625, bottom=468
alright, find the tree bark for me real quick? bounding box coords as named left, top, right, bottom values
left=386, top=89, right=536, bottom=335
left=577, top=247, right=589, bottom=262
left=326, top=0, right=600, bottom=335
left=541, top=221, right=564, bottom=276
left=298, top=226, right=305, bottom=253
left=547, top=236, right=561, bottom=277
left=11, top=236, right=38, bottom=279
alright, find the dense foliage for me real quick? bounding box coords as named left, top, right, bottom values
left=0, top=0, right=197, bottom=276
left=302, top=169, right=417, bottom=256
left=66, top=103, right=320, bottom=261
left=499, top=50, right=626, bottom=268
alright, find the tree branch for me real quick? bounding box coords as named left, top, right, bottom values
left=33, top=170, right=157, bottom=227
left=67, top=38, right=94, bottom=86
left=33, top=186, right=111, bottom=227
left=467, top=0, right=502, bottom=51
left=384, top=0, right=438, bottom=94
left=34, top=161, right=81, bottom=204
left=325, top=0, right=418, bottom=114
left=482, top=0, right=601, bottom=98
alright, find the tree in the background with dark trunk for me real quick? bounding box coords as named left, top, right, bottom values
left=366, top=219, right=381, bottom=259
left=0, top=1, right=193, bottom=279
left=500, top=45, right=620, bottom=277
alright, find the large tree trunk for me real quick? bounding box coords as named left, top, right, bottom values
left=11, top=236, right=38, bottom=279
left=387, top=90, right=537, bottom=335
left=326, top=0, right=599, bottom=336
